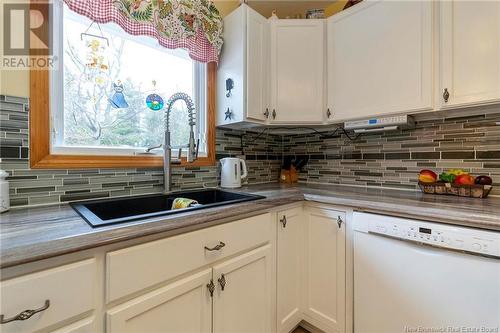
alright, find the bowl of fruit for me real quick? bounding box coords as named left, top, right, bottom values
left=418, top=169, right=493, bottom=198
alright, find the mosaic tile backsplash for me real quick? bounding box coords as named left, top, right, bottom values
left=0, top=95, right=282, bottom=207
left=2, top=94, right=500, bottom=208
left=283, top=111, right=500, bottom=196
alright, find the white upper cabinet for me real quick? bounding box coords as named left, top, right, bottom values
left=218, top=0, right=500, bottom=128
left=217, top=4, right=269, bottom=127
left=246, top=7, right=270, bottom=121
left=327, top=0, right=433, bottom=122
left=270, top=20, right=326, bottom=124
left=440, top=1, right=500, bottom=108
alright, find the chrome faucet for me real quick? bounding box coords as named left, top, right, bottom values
left=163, top=92, right=199, bottom=192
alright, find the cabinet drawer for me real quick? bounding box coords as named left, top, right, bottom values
left=106, top=213, right=272, bottom=302
left=0, top=259, right=96, bottom=333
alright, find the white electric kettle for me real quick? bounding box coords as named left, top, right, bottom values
left=220, top=158, right=248, bottom=188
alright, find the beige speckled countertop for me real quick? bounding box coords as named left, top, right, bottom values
left=1, top=183, right=499, bottom=268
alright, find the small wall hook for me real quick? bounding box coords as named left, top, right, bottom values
left=226, top=78, right=234, bottom=98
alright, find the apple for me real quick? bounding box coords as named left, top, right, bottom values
left=475, top=175, right=493, bottom=186
left=454, top=174, right=475, bottom=185
left=419, top=169, right=437, bottom=183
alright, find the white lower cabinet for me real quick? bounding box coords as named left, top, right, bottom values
left=106, top=213, right=272, bottom=303
left=276, top=205, right=347, bottom=333
left=107, top=245, right=273, bottom=333
left=105, top=213, right=274, bottom=333
left=213, top=245, right=273, bottom=333
left=1, top=206, right=349, bottom=333
left=276, top=207, right=303, bottom=333
left=302, top=206, right=346, bottom=333
left=106, top=269, right=212, bottom=333
left=0, top=259, right=97, bottom=333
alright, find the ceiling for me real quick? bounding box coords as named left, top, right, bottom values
left=247, top=1, right=338, bottom=19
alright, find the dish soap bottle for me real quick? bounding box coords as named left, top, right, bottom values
left=0, top=169, right=10, bottom=213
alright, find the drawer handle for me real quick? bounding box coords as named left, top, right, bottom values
left=204, top=241, right=226, bottom=251
left=0, top=300, right=50, bottom=324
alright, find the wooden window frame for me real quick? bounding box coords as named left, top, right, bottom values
left=29, top=3, right=216, bottom=169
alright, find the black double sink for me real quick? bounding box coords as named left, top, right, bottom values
left=71, top=189, right=265, bottom=227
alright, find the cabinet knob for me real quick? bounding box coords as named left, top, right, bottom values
left=204, top=241, right=226, bottom=251
left=218, top=274, right=226, bottom=291
left=264, top=108, right=269, bottom=119
left=272, top=109, right=277, bottom=120
left=337, top=216, right=343, bottom=229
left=207, top=279, right=215, bottom=297
left=0, top=300, right=50, bottom=324
left=280, top=215, right=287, bottom=228
left=443, top=88, right=450, bottom=103
left=327, top=108, right=332, bottom=118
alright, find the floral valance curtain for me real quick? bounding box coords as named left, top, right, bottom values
left=63, top=0, right=223, bottom=63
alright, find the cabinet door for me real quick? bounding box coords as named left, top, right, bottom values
left=216, top=6, right=246, bottom=126
left=276, top=207, right=303, bottom=333
left=327, top=0, right=433, bottom=121
left=440, top=1, right=500, bottom=108
left=106, top=269, right=212, bottom=333
left=213, top=245, right=273, bottom=333
left=303, top=207, right=346, bottom=333
left=246, top=6, right=269, bottom=122
left=270, top=20, right=325, bottom=124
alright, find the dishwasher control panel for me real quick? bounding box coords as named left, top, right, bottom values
left=365, top=215, right=500, bottom=258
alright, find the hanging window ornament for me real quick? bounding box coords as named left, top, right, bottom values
left=146, top=94, right=164, bottom=111
left=108, top=80, right=129, bottom=109
left=81, top=21, right=109, bottom=86
left=145, top=80, right=164, bottom=111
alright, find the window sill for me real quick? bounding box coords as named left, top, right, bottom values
left=30, top=154, right=216, bottom=169
left=51, top=145, right=208, bottom=158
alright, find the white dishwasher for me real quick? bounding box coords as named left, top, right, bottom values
left=353, top=212, right=500, bottom=333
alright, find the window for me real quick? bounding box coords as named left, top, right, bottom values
left=29, top=2, right=215, bottom=169
left=50, top=3, right=206, bottom=156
